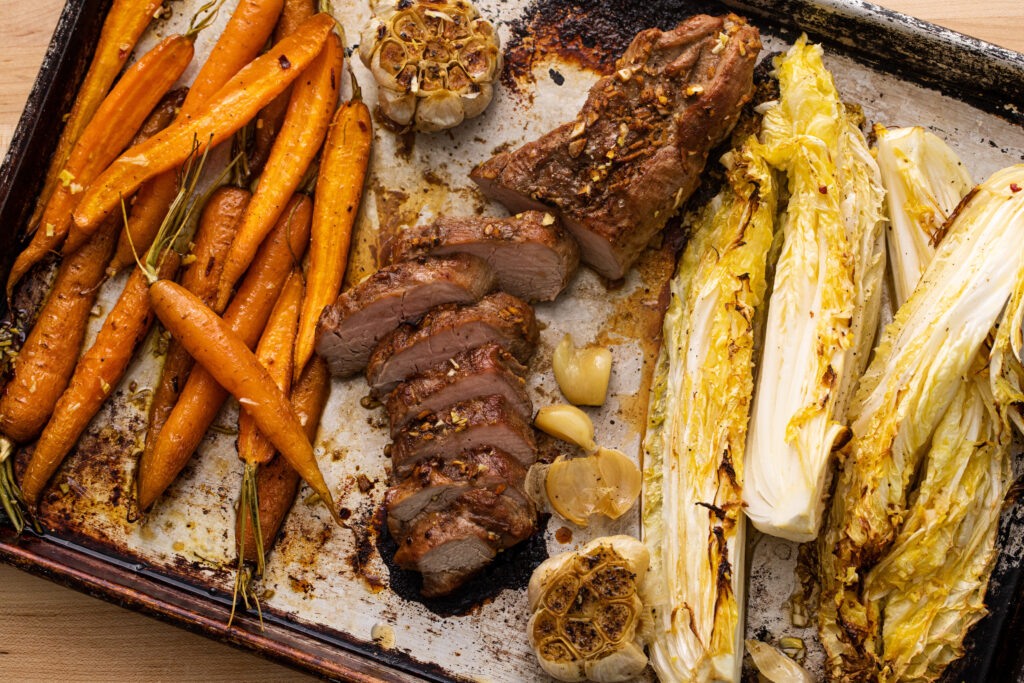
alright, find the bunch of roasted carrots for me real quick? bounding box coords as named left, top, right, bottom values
left=0, top=0, right=371, bottom=622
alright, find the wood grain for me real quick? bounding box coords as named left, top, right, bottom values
left=0, top=0, right=1022, bottom=680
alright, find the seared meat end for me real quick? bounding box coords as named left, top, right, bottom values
left=391, top=488, right=537, bottom=597
left=382, top=211, right=580, bottom=302
left=390, top=394, right=537, bottom=478
left=385, top=342, right=532, bottom=437
left=366, top=292, right=539, bottom=396
left=470, top=14, right=761, bottom=279
left=315, top=254, right=496, bottom=377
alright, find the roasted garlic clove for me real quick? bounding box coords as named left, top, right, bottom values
left=528, top=536, right=650, bottom=682
left=535, top=404, right=598, bottom=452
left=359, top=0, right=501, bottom=132
left=545, top=449, right=642, bottom=527
left=553, top=334, right=612, bottom=406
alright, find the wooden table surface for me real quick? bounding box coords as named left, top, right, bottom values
left=1, top=1, right=1023, bottom=680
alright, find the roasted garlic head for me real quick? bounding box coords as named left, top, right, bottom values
left=527, top=536, right=650, bottom=682
left=359, top=0, right=502, bottom=132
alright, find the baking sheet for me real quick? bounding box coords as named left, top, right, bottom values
left=4, top=0, right=1024, bottom=681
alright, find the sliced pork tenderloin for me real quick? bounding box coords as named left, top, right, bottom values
left=391, top=489, right=537, bottom=597
left=366, top=292, right=539, bottom=396
left=385, top=448, right=529, bottom=534
left=385, top=343, right=531, bottom=437
left=389, top=395, right=537, bottom=478
left=470, top=15, right=760, bottom=279
left=315, top=254, right=495, bottom=377
left=381, top=211, right=580, bottom=302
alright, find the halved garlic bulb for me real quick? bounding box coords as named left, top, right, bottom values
left=527, top=536, right=650, bottom=682
left=545, top=448, right=641, bottom=527
left=359, top=0, right=502, bottom=132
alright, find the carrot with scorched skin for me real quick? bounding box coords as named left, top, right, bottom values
left=72, top=13, right=337, bottom=234
left=19, top=252, right=180, bottom=508
left=27, top=0, right=163, bottom=236
left=0, top=219, right=119, bottom=446
left=240, top=356, right=328, bottom=564
left=247, top=0, right=315, bottom=178
left=7, top=33, right=195, bottom=296
left=235, top=270, right=302, bottom=581
left=293, top=94, right=372, bottom=378
left=214, top=30, right=343, bottom=312
left=149, top=279, right=341, bottom=526
left=138, top=186, right=251, bottom=477
left=136, top=195, right=312, bottom=513
left=109, top=0, right=285, bottom=275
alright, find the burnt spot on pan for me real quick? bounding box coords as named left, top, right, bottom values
left=0, top=255, right=58, bottom=379
left=375, top=508, right=551, bottom=617
left=502, top=0, right=725, bottom=94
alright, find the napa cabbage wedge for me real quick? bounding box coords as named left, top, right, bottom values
left=743, top=37, right=886, bottom=542
left=875, top=126, right=973, bottom=306
left=642, top=140, right=776, bottom=683
left=818, top=163, right=1024, bottom=679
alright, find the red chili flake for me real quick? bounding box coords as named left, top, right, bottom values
left=1011, top=183, right=1022, bottom=193
left=818, top=185, right=828, bottom=194
left=278, top=55, right=292, bottom=69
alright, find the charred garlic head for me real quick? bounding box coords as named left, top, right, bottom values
left=359, top=0, right=502, bottom=132
left=527, top=536, right=650, bottom=682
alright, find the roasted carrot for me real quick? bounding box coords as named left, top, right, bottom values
left=136, top=196, right=312, bottom=512
left=215, top=31, right=343, bottom=312
left=109, top=0, right=285, bottom=275
left=7, top=34, right=195, bottom=296
left=19, top=252, right=180, bottom=508
left=240, top=356, right=328, bottom=564
left=235, top=270, right=302, bottom=581
left=108, top=88, right=190, bottom=273
left=138, top=187, right=251, bottom=477
left=27, top=0, right=163, bottom=236
left=247, top=0, right=316, bottom=178
left=0, top=219, right=119, bottom=445
left=294, top=96, right=372, bottom=378
left=72, top=13, right=337, bottom=234
left=148, top=279, right=340, bottom=526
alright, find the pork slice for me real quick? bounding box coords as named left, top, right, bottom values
left=366, top=292, right=539, bottom=396
left=389, top=394, right=537, bottom=478
left=385, top=448, right=529, bottom=532
left=385, top=343, right=531, bottom=437
left=315, top=254, right=495, bottom=377
left=382, top=211, right=580, bottom=302
left=392, top=489, right=537, bottom=597
left=470, top=15, right=761, bottom=279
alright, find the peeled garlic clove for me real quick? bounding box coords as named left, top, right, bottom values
left=746, top=640, right=815, bottom=683
left=545, top=449, right=641, bottom=527
left=535, top=404, right=597, bottom=451
left=553, top=334, right=613, bottom=406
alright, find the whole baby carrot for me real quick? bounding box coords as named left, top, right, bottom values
left=138, top=187, right=251, bottom=477
left=149, top=279, right=340, bottom=526
left=7, top=33, right=195, bottom=296
left=214, top=30, right=343, bottom=312
left=247, top=0, right=315, bottom=178
left=293, top=94, right=372, bottom=379
left=136, top=195, right=311, bottom=512
left=72, top=14, right=336, bottom=234
left=27, top=0, right=163, bottom=236
left=19, top=252, right=180, bottom=508
left=109, top=0, right=285, bottom=274
left=0, top=219, right=119, bottom=445
left=236, top=270, right=302, bottom=578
